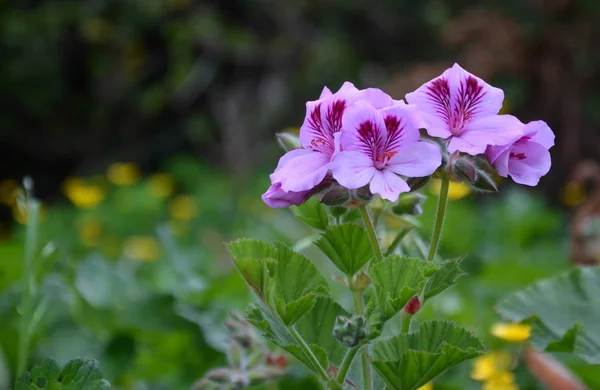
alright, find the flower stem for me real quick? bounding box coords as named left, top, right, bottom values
left=427, top=176, right=449, bottom=261
left=401, top=312, right=412, bottom=333
left=335, top=345, right=361, bottom=385
left=351, top=289, right=372, bottom=390
left=289, top=326, right=329, bottom=382
left=16, top=199, right=40, bottom=377
left=359, top=206, right=383, bottom=262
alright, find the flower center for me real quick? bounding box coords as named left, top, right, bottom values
left=375, top=150, right=397, bottom=169
left=450, top=109, right=472, bottom=135
left=310, top=138, right=331, bottom=154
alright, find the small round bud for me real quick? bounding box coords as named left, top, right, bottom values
left=403, top=296, right=421, bottom=315
left=333, top=315, right=368, bottom=347
left=321, top=185, right=350, bottom=206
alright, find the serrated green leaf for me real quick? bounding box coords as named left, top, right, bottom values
left=16, top=358, right=110, bottom=390
left=316, top=224, right=373, bottom=276
left=423, top=256, right=466, bottom=300
left=370, top=256, right=438, bottom=321
left=228, top=240, right=329, bottom=325
left=295, top=296, right=351, bottom=366
left=371, top=321, right=484, bottom=390
left=291, top=197, right=329, bottom=230
left=496, top=267, right=600, bottom=364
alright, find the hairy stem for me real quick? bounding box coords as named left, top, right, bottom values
left=289, top=326, right=329, bottom=382
left=335, top=345, right=361, bottom=385
left=352, top=290, right=372, bottom=390
left=16, top=199, right=40, bottom=377
left=427, top=176, right=450, bottom=261
left=359, top=206, right=383, bottom=262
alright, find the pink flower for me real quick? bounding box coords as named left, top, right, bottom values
left=486, top=121, right=554, bottom=186
left=268, top=82, right=362, bottom=193
left=405, top=63, right=522, bottom=155
left=261, top=183, right=311, bottom=208
left=330, top=100, right=442, bottom=201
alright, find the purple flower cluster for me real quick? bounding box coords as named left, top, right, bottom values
left=263, top=64, right=554, bottom=208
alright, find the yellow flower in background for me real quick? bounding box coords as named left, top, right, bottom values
left=491, top=323, right=531, bottom=343
left=63, top=178, right=105, bottom=208
left=417, top=382, right=433, bottom=390
left=483, top=371, right=518, bottom=390
left=170, top=195, right=198, bottom=221
left=79, top=219, right=102, bottom=247
left=561, top=181, right=586, bottom=207
left=107, top=162, right=141, bottom=186
left=123, top=236, right=160, bottom=261
left=149, top=173, right=175, bottom=198
left=471, top=351, right=512, bottom=381
left=429, top=179, right=471, bottom=200
left=0, top=179, right=18, bottom=205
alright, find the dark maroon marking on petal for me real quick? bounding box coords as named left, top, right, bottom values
left=356, top=120, right=386, bottom=161
left=307, top=103, right=324, bottom=136
left=384, top=114, right=407, bottom=152
left=306, top=102, right=334, bottom=153
left=425, top=77, right=451, bottom=123
left=454, top=76, right=485, bottom=121
left=510, top=152, right=526, bottom=160
left=325, top=99, right=347, bottom=134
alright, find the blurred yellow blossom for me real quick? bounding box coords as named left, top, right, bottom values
left=12, top=202, right=47, bottom=224
left=483, top=371, right=518, bottom=390
left=417, top=382, right=433, bottom=390
left=149, top=173, right=175, bottom=198
left=168, top=220, right=189, bottom=237
left=0, top=179, right=18, bottom=205
left=561, top=181, right=586, bottom=207
left=471, top=351, right=512, bottom=381
left=123, top=236, right=160, bottom=261
left=79, top=219, right=102, bottom=247
left=63, top=178, right=105, bottom=208
left=491, top=323, right=531, bottom=343
left=107, top=162, right=141, bottom=186
left=430, top=179, right=471, bottom=200
left=170, top=195, right=198, bottom=221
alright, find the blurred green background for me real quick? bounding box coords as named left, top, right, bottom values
left=1, top=0, right=599, bottom=389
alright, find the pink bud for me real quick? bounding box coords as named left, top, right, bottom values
left=404, top=296, right=421, bottom=315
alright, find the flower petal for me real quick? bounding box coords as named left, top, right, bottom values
left=524, top=120, right=555, bottom=149
left=270, top=149, right=331, bottom=192
left=405, top=68, right=454, bottom=139
left=262, top=183, right=309, bottom=208
left=369, top=170, right=410, bottom=201
left=486, top=145, right=511, bottom=177
left=359, top=88, right=394, bottom=108
left=450, top=114, right=524, bottom=154
left=330, top=151, right=376, bottom=190
left=387, top=141, right=442, bottom=177
left=507, top=141, right=551, bottom=186
left=447, top=63, right=504, bottom=121
left=340, top=101, right=388, bottom=160
left=319, top=86, right=333, bottom=99
left=379, top=103, right=422, bottom=150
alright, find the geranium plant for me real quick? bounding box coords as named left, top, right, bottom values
left=201, top=64, right=556, bottom=390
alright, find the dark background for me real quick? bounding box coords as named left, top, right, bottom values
left=2, top=0, right=600, bottom=202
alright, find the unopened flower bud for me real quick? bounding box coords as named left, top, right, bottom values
left=247, top=366, right=286, bottom=386
left=353, top=271, right=371, bottom=291
left=333, top=315, right=368, bottom=347
left=406, top=176, right=431, bottom=192
left=203, top=368, right=231, bottom=384
left=403, top=296, right=421, bottom=315
left=266, top=353, right=288, bottom=369
left=451, top=155, right=498, bottom=193
left=226, top=340, right=243, bottom=369
left=276, top=132, right=301, bottom=151
left=452, top=156, right=477, bottom=182
left=391, top=193, right=426, bottom=216
left=224, top=312, right=255, bottom=348
left=321, top=185, right=350, bottom=206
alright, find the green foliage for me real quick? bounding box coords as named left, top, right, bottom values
left=423, top=256, right=466, bottom=300
left=16, top=358, right=110, bottom=390
left=315, top=224, right=373, bottom=277
left=371, top=321, right=485, bottom=390
left=291, top=198, right=330, bottom=231
left=370, top=256, right=437, bottom=322
left=496, top=267, right=600, bottom=364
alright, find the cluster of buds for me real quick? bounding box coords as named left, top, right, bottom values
left=193, top=313, right=287, bottom=390
left=333, top=315, right=368, bottom=348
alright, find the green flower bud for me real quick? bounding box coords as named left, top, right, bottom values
left=391, top=193, right=426, bottom=216
left=275, top=132, right=301, bottom=151
left=321, top=185, right=350, bottom=206
left=406, top=176, right=431, bottom=192
left=247, top=366, right=286, bottom=386
left=333, top=315, right=368, bottom=347
left=451, top=154, right=498, bottom=193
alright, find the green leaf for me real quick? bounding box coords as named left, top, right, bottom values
left=16, top=358, right=110, bottom=390
left=423, top=256, right=466, bottom=300
left=295, top=296, right=352, bottom=366
left=370, top=256, right=438, bottom=321
left=496, top=267, right=600, bottom=364
left=228, top=240, right=329, bottom=325
left=291, top=197, right=329, bottom=230
left=371, top=321, right=484, bottom=390
left=315, top=224, right=373, bottom=276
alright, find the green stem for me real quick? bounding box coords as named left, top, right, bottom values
left=427, top=176, right=450, bottom=261
left=401, top=312, right=412, bottom=333
left=335, top=345, right=361, bottom=385
left=359, top=206, right=383, bottom=262
left=351, top=290, right=372, bottom=390
left=289, top=326, right=329, bottom=382
left=16, top=200, right=40, bottom=377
